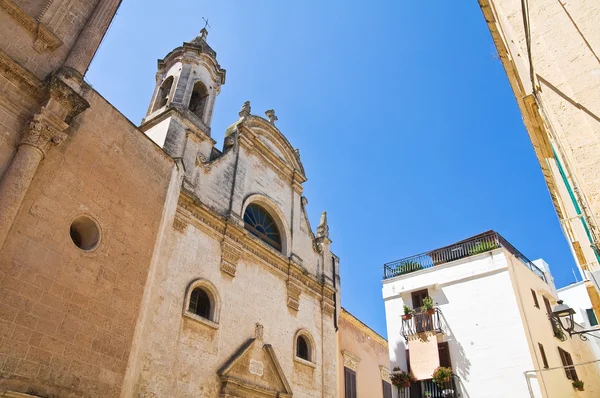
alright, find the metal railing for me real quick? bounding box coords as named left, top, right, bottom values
left=401, top=308, right=444, bottom=340
left=398, top=377, right=458, bottom=398
left=384, top=231, right=547, bottom=282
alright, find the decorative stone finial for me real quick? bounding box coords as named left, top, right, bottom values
left=239, top=101, right=251, bottom=118
left=316, top=211, right=329, bottom=239
left=255, top=323, right=264, bottom=340
left=294, top=148, right=300, bottom=158
left=199, top=27, right=208, bottom=42
left=265, top=109, right=278, bottom=124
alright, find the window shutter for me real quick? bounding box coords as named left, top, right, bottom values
left=531, top=289, right=539, bottom=308
left=438, top=342, right=451, bottom=368
left=538, top=343, right=549, bottom=369
left=344, top=367, right=357, bottom=398
left=586, top=308, right=598, bottom=326
left=382, top=380, right=393, bottom=398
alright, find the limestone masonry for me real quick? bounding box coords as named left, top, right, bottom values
left=0, top=1, right=344, bottom=397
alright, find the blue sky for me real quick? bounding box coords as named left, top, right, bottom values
left=87, top=0, right=578, bottom=338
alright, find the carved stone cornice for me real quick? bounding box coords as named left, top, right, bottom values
left=321, top=298, right=335, bottom=317
left=342, top=350, right=361, bottom=372
left=0, top=49, right=44, bottom=100
left=0, top=0, right=62, bottom=53
left=380, top=366, right=391, bottom=383
left=287, top=280, right=301, bottom=311
left=19, top=107, right=68, bottom=158
left=220, top=237, right=242, bottom=277
left=46, top=73, right=90, bottom=122
left=176, top=193, right=332, bottom=300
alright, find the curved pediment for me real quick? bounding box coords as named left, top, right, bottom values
left=240, top=116, right=306, bottom=179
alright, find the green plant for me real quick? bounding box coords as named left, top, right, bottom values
left=432, top=366, right=453, bottom=384
left=468, top=240, right=498, bottom=255
left=403, top=305, right=413, bottom=316
left=395, top=260, right=423, bottom=275
left=423, top=296, right=434, bottom=312
left=553, top=327, right=566, bottom=341
left=572, top=380, right=584, bottom=391
left=390, top=367, right=415, bottom=390
left=423, top=392, right=432, bottom=398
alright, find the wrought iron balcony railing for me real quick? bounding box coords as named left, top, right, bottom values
left=383, top=230, right=547, bottom=282
left=401, top=307, right=443, bottom=340
left=398, top=377, right=458, bottom=398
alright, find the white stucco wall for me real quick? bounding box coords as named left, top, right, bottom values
left=383, top=250, right=539, bottom=398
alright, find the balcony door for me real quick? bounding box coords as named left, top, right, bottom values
left=411, top=289, right=429, bottom=310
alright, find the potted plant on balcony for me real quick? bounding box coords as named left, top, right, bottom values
left=468, top=240, right=498, bottom=255
left=423, top=296, right=435, bottom=315
left=402, top=305, right=414, bottom=320
left=390, top=367, right=415, bottom=391
left=432, top=366, right=453, bottom=384
left=395, top=260, right=423, bottom=275
left=572, top=380, right=584, bottom=391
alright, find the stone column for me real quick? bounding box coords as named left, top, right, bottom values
left=63, top=0, right=121, bottom=76
left=0, top=109, right=68, bottom=249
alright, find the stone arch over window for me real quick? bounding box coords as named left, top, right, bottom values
left=241, top=194, right=290, bottom=256
left=183, top=278, right=220, bottom=327
left=189, top=80, right=209, bottom=120
left=152, top=76, right=174, bottom=112
left=294, top=329, right=316, bottom=363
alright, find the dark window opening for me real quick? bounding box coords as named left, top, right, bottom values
left=411, top=289, right=429, bottom=310
left=539, top=343, right=549, bottom=369
left=244, top=203, right=282, bottom=252
left=558, top=347, right=578, bottom=381
left=382, top=380, right=392, bottom=398
left=189, top=288, right=211, bottom=319
left=438, top=342, right=452, bottom=368
left=152, top=76, right=174, bottom=112
left=531, top=289, right=539, bottom=308
left=189, top=81, right=209, bottom=120
left=296, top=335, right=310, bottom=361
left=344, top=367, right=357, bottom=398
left=587, top=308, right=598, bottom=326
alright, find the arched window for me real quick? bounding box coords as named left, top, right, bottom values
left=152, top=76, right=174, bottom=112
left=296, top=335, right=310, bottom=361
left=244, top=203, right=282, bottom=251
left=189, top=81, right=209, bottom=120
left=188, top=287, right=211, bottom=319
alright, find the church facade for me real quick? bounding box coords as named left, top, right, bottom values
left=0, top=1, right=340, bottom=397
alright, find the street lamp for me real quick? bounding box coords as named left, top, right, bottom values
left=552, top=300, right=598, bottom=341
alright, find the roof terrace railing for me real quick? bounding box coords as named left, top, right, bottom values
left=383, top=231, right=547, bottom=282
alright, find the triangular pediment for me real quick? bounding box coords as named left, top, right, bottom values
left=218, top=338, right=292, bottom=398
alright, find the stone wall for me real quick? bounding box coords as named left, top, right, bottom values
left=0, top=88, right=174, bottom=397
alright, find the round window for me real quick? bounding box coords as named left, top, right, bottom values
left=69, top=216, right=100, bottom=251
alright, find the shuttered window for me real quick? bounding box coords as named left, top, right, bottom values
left=411, top=289, right=429, bottom=310
left=344, top=367, right=357, bottom=398
left=382, top=380, right=392, bottom=398
left=531, top=289, right=539, bottom=308
left=558, top=347, right=578, bottom=381
left=438, top=342, right=452, bottom=368
left=586, top=308, right=598, bottom=326
left=538, top=343, right=549, bottom=369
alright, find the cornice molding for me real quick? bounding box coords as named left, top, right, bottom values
left=0, top=0, right=62, bottom=53
left=176, top=193, right=332, bottom=300
left=342, top=350, right=361, bottom=372
left=340, top=308, right=388, bottom=348
left=0, top=48, right=44, bottom=100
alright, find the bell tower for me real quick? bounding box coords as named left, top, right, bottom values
left=140, top=28, right=226, bottom=159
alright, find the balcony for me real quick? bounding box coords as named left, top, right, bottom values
left=398, top=377, right=458, bottom=398
left=383, top=230, right=547, bottom=282
left=401, top=308, right=444, bottom=340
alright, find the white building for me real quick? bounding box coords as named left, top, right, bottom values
left=382, top=231, right=600, bottom=398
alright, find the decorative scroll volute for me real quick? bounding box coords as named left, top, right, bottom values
left=19, top=108, right=68, bottom=158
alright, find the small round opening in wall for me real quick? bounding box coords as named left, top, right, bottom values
left=69, top=216, right=100, bottom=251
